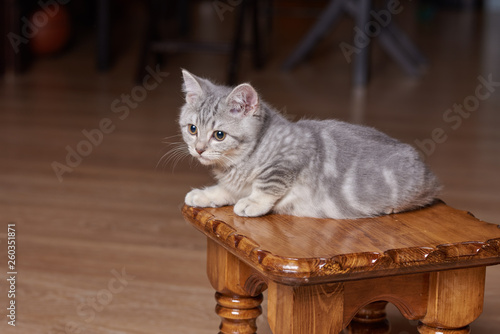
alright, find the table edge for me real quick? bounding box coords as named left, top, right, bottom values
left=181, top=205, right=500, bottom=284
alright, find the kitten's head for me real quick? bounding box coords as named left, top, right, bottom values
left=179, top=70, right=263, bottom=167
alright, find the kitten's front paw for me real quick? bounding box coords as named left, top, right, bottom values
left=185, top=189, right=217, bottom=208
left=234, top=197, right=273, bottom=217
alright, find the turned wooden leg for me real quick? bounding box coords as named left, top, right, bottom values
left=345, top=301, right=390, bottom=334
left=216, top=292, right=263, bottom=334
left=418, top=267, right=486, bottom=334
left=418, top=325, right=470, bottom=334
left=207, top=239, right=264, bottom=334
left=267, top=281, right=344, bottom=334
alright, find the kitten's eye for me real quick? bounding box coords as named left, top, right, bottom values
left=188, top=124, right=197, bottom=135
left=213, top=131, right=226, bottom=141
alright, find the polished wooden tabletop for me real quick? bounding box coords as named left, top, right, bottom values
left=183, top=202, right=500, bottom=283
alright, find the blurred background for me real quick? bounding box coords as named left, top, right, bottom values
left=1, top=0, right=499, bottom=333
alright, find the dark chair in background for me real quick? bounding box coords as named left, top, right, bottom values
left=97, top=0, right=111, bottom=71
left=136, top=0, right=272, bottom=85
left=1, top=0, right=31, bottom=76
left=282, top=0, right=427, bottom=86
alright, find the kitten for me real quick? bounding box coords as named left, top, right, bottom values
left=179, top=69, right=441, bottom=219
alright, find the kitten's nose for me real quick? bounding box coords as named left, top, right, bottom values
left=195, top=142, right=207, bottom=155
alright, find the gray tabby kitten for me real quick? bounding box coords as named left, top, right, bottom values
left=179, top=70, right=440, bottom=219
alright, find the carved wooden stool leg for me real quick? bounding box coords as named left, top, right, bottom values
left=216, top=292, right=263, bottom=334
left=418, top=267, right=486, bottom=334
left=207, top=239, right=265, bottom=334
left=417, top=324, right=470, bottom=334
left=345, top=301, right=390, bottom=334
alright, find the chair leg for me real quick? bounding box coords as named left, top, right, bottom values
left=0, top=1, right=5, bottom=76
left=135, top=0, right=154, bottom=83
left=418, top=267, right=486, bottom=334
left=227, top=0, right=249, bottom=85
left=377, top=28, right=422, bottom=77
left=281, top=0, right=348, bottom=70
left=350, top=0, right=372, bottom=86
left=96, top=0, right=111, bottom=72
left=251, top=0, right=264, bottom=69
left=385, top=21, right=427, bottom=66
left=3, top=0, right=30, bottom=74
left=343, top=0, right=423, bottom=79
left=249, top=0, right=272, bottom=71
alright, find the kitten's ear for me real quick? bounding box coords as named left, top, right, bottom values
left=182, top=69, right=204, bottom=105
left=226, top=84, right=259, bottom=117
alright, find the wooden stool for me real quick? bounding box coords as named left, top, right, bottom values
left=182, top=201, right=500, bottom=334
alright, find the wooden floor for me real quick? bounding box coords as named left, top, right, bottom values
left=1, top=3, right=499, bottom=334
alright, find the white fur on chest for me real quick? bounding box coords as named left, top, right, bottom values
left=215, top=167, right=255, bottom=199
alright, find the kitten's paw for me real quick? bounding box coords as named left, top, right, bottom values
left=234, top=198, right=273, bottom=217
left=185, top=189, right=218, bottom=208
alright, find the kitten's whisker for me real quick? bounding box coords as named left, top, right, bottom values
left=161, top=134, right=182, bottom=142
left=156, top=142, right=190, bottom=172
